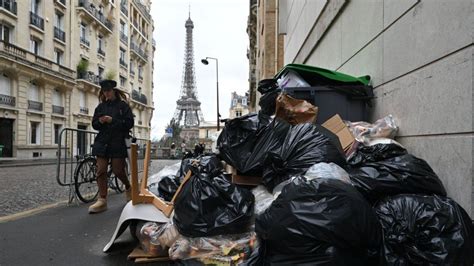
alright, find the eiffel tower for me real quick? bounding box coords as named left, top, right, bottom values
left=172, top=12, right=204, bottom=129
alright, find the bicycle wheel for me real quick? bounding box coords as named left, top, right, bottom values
left=74, top=157, right=99, bottom=203
left=108, top=168, right=126, bottom=193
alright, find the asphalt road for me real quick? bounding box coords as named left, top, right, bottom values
left=0, top=159, right=180, bottom=266
left=0, top=160, right=179, bottom=217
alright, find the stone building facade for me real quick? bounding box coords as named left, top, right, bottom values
left=0, top=0, right=154, bottom=159
left=229, top=91, right=249, bottom=119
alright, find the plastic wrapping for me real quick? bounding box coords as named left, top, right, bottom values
left=375, top=194, right=474, bottom=265
left=305, top=162, right=351, bottom=183
left=173, top=169, right=255, bottom=237
left=261, top=121, right=346, bottom=191
left=147, top=162, right=181, bottom=185
left=348, top=151, right=447, bottom=203
left=256, top=177, right=382, bottom=264
left=136, top=222, right=170, bottom=257
left=169, top=232, right=257, bottom=263
left=275, top=93, right=318, bottom=125
left=347, top=115, right=398, bottom=144
left=252, top=185, right=275, bottom=215
left=347, top=139, right=406, bottom=166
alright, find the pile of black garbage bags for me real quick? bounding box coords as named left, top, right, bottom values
left=148, top=110, right=473, bottom=265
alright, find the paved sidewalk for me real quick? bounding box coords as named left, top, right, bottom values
left=0, top=193, right=155, bottom=265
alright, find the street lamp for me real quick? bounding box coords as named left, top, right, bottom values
left=201, top=57, right=220, bottom=131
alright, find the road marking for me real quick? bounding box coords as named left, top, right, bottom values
left=0, top=200, right=69, bottom=223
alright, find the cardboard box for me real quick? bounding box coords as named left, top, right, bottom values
left=322, top=114, right=355, bottom=151
left=224, top=163, right=262, bottom=186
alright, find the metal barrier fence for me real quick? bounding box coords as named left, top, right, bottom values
left=56, top=127, right=149, bottom=204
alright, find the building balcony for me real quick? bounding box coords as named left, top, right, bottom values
left=80, top=37, right=90, bottom=47
left=120, top=3, right=127, bottom=16
left=30, top=12, right=44, bottom=30
left=0, top=41, right=75, bottom=81
left=0, top=0, right=17, bottom=15
left=79, top=106, right=89, bottom=115
left=0, top=94, right=15, bottom=106
left=132, top=0, right=151, bottom=22
left=55, top=0, right=66, bottom=8
left=119, top=59, right=127, bottom=68
left=120, top=32, right=128, bottom=45
left=54, top=27, right=66, bottom=42
left=77, top=0, right=113, bottom=33
left=131, top=90, right=147, bottom=105
left=130, top=41, right=147, bottom=62
left=97, top=48, right=105, bottom=56
left=52, top=105, right=64, bottom=115
left=129, top=68, right=135, bottom=76
left=77, top=71, right=100, bottom=85
left=28, top=100, right=43, bottom=111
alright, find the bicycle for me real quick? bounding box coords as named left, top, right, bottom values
left=73, top=153, right=128, bottom=203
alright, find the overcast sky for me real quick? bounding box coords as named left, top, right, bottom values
left=150, top=0, right=249, bottom=140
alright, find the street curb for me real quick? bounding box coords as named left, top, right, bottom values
left=0, top=200, right=69, bottom=223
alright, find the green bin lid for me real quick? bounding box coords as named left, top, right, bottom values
left=275, top=64, right=371, bottom=86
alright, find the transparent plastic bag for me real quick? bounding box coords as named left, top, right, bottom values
left=252, top=185, right=275, bottom=215
left=147, top=162, right=181, bottom=185
left=168, top=232, right=258, bottom=263
left=137, top=221, right=181, bottom=253
left=347, top=115, right=398, bottom=144
left=136, top=222, right=169, bottom=256
left=305, top=162, right=351, bottom=183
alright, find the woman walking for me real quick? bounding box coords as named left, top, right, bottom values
left=89, top=79, right=134, bottom=213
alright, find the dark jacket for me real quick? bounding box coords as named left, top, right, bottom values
left=92, top=98, right=134, bottom=158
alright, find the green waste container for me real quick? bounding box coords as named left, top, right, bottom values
left=0, top=145, right=3, bottom=157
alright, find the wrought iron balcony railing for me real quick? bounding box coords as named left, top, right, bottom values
left=120, top=3, right=127, bottom=16
left=78, top=0, right=113, bottom=32
left=0, top=0, right=17, bottom=15
left=28, top=100, right=43, bottom=111
left=80, top=37, right=90, bottom=46
left=54, top=27, right=66, bottom=42
left=119, top=59, right=127, bottom=68
left=0, top=40, right=74, bottom=79
left=120, top=32, right=128, bottom=44
left=130, top=41, right=147, bottom=61
left=79, top=106, right=89, bottom=114
left=97, top=48, right=105, bottom=56
left=0, top=94, right=15, bottom=106
left=52, top=105, right=64, bottom=115
left=132, top=0, right=151, bottom=21
left=77, top=71, right=100, bottom=85
left=30, top=12, right=44, bottom=30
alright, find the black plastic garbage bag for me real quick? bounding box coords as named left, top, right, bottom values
left=173, top=170, right=255, bottom=237
left=258, top=244, right=375, bottom=266
left=196, top=154, right=222, bottom=176
left=256, top=177, right=382, bottom=264
left=156, top=175, right=180, bottom=201
left=375, top=194, right=474, bottom=265
left=179, top=158, right=194, bottom=180
left=262, top=122, right=346, bottom=191
left=217, top=113, right=280, bottom=176
left=348, top=142, right=408, bottom=166
left=258, top=78, right=281, bottom=116
left=179, top=154, right=223, bottom=179
left=348, top=153, right=447, bottom=203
